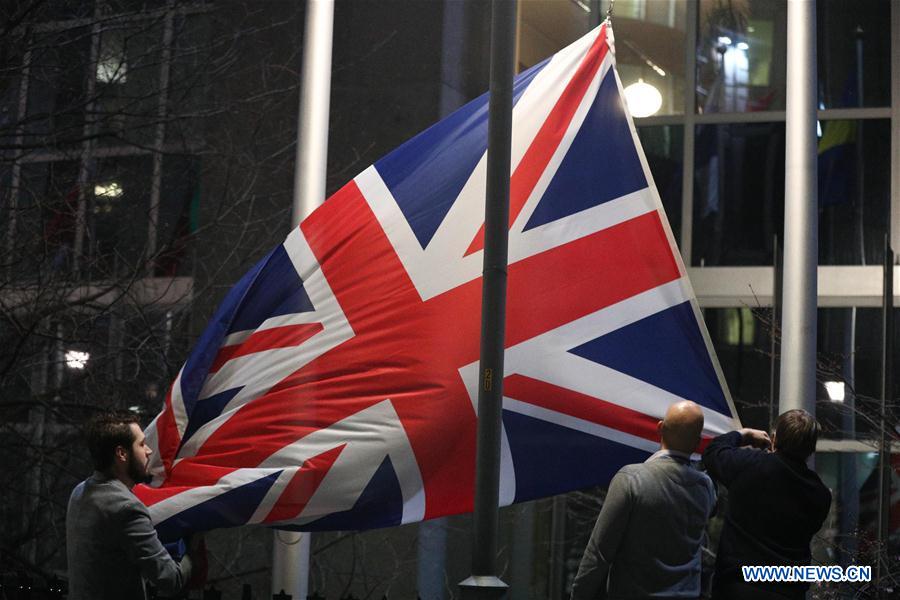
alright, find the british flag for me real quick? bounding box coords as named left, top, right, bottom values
left=136, top=24, right=738, bottom=538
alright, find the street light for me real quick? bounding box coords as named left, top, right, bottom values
left=824, top=381, right=845, bottom=402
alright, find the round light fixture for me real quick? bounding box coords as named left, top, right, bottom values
left=824, top=381, right=845, bottom=403
left=623, top=79, right=662, bottom=118
left=65, top=350, right=90, bottom=370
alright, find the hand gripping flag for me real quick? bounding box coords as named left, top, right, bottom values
left=136, top=24, right=739, bottom=539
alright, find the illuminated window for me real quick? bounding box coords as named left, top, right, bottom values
left=96, top=34, right=128, bottom=83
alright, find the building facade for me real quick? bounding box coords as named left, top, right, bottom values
left=1, top=0, right=897, bottom=598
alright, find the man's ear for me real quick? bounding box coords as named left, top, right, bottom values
left=114, top=445, right=128, bottom=463
left=657, top=420, right=664, bottom=437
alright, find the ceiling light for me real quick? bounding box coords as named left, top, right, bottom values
left=623, top=79, right=663, bottom=118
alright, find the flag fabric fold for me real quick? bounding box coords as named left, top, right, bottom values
left=136, top=24, right=738, bottom=539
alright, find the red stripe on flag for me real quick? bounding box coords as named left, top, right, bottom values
left=155, top=384, right=182, bottom=479
left=504, top=210, right=681, bottom=348
left=262, top=444, right=345, bottom=524
left=209, top=323, right=324, bottom=374
left=504, top=374, right=712, bottom=454
left=465, top=25, right=610, bottom=256
left=134, top=482, right=193, bottom=506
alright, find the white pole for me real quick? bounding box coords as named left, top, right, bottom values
left=779, top=0, right=818, bottom=415
left=272, top=1, right=334, bottom=598
left=292, top=0, right=335, bottom=227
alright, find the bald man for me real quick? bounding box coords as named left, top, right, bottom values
left=571, top=401, right=716, bottom=600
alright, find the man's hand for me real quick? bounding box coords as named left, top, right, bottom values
left=738, top=428, right=772, bottom=451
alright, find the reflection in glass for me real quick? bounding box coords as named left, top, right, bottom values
left=818, top=120, right=889, bottom=266
left=518, top=0, right=594, bottom=71
left=608, top=0, right=687, bottom=115
left=703, top=306, right=899, bottom=442
left=14, top=161, right=81, bottom=276
left=155, top=155, right=201, bottom=277
left=692, top=122, right=784, bottom=266
left=815, top=308, right=892, bottom=443
left=637, top=125, right=682, bottom=244
left=518, top=0, right=685, bottom=115
left=817, top=0, right=891, bottom=109
left=94, top=24, right=164, bottom=147
left=89, top=156, right=153, bottom=275
left=25, top=29, right=91, bottom=148
left=702, top=307, right=773, bottom=430
left=815, top=452, right=900, bottom=573
left=697, top=0, right=786, bottom=113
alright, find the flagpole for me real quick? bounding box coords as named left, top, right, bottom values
left=779, top=0, right=817, bottom=417
left=458, top=0, right=516, bottom=598
left=272, top=1, right=334, bottom=598
left=876, top=235, right=893, bottom=595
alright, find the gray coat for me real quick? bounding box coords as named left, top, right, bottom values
left=66, top=472, right=192, bottom=600
left=571, top=453, right=716, bottom=600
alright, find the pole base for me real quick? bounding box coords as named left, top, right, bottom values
left=458, top=575, right=508, bottom=600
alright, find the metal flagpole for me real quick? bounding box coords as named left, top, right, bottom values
left=458, top=0, right=516, bottom=598
left=769, top=234, right=782, bottom=429
left=779, top=0, right=818, bottom=415
left=272, top=1, right=334, bottom=598
left=876, top=235, right=894, bottom=595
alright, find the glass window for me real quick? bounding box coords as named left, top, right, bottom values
left=637, top=125, right=682, bottom=244
left=692, top=122, right=785, bottom=266
left=116, top=308, right=183, bottom=414
left=519, top=1, right=686, bottom=116
left=697, top=0, right=787, bottom=113
left=818, top=120, right=890, bottom=265
left=14, top=161, right=81, bottom=277
left=30, top=0, right=94, bottom=22
left=518, top=1, right=595, bottom=72
left=817, top=0, right=891, bottom=109
left=702, top=307, right=774, bottom=430
left=25, top=28, right=92, bottom=149
left=704, top=306, right=897, bottom=441
left=614, top=0, right=687, bottom=115
left=0, top=316, right=40, bottom=424
left=94, top=21, right=166, bottom=147
left=814, top=452, right=900, bottom=570
left=816, top=308, right=899, bottom=442
left=87, top=155, right=153, bottom=276
left=57, top=313, right=112, bottom=401
left=166, top=14, right=213, bottom=147
left=154, top=155, right=200, bottom=277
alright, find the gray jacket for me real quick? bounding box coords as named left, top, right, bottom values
left=571, top=452, right=716, bottom=600
left=66, top=472, right=191, bottom=600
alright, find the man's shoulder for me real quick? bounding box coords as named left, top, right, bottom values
left=615, top=463, right=646, bottom=482
left=78, top=476, right=145, bottom=516
left=621, top=458, right=714, bottom=491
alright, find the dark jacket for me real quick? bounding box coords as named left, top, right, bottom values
left=66, top=472, right=192, bottom=600
left=571, top=452, right=716, bottom=599
left=702, top=432, right=831, bottom=598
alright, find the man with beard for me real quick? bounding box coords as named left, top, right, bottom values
left=66, top=412, right=200, bottom=600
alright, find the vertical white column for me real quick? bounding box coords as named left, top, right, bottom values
left=272, top=1, right=334, bottom=599
left=779, top=0, right=818, bottom=414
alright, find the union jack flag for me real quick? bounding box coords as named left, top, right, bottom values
left=136, top=24, right=738, bottom=538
